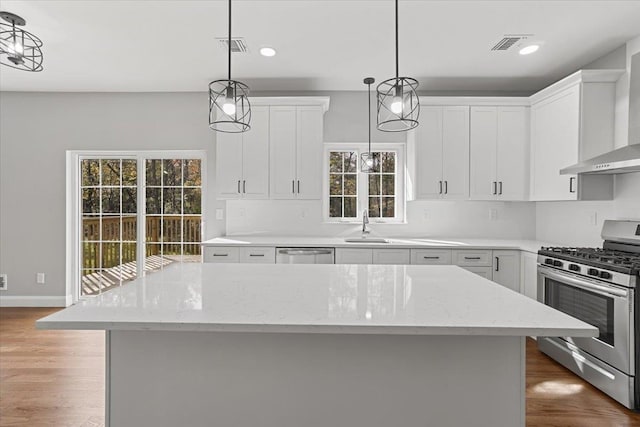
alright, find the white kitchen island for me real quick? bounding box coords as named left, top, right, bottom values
left=37, top=263, right=596, bottom=427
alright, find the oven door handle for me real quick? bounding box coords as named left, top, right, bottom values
left=538, top=266, right=628, bottom=298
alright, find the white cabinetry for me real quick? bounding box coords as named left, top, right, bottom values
left=335, top=248, right=373, bottom=264
left=216, top=106, right=270, bottom=199
left=373, top=249, right=411, bottom=265
left=470, top=106, right=529, bottom=200
left=521, top=251, right=538, bottom=301
left=239, top=247, right=276, bottom=264
left=529, top=70, right=622, bottom=201
left=204, top=246, right=275, bottom=263
left=411, top=249, right=452, bottom=265
left=492, top=250, right=521, bottom=292
left=409, top=106, right=469, bottom=200
left=203, top=247, right=240, bottom=263
left=270, top=106, right=324, bottom=200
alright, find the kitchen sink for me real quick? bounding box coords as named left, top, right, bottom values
left=344, top=237, right=390, bottom=244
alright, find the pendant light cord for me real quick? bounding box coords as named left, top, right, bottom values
left=368, top=81, right=372, bottom=152
left=228, top=0, right=232, bottom=81
left=395, top=0, right=399, bottom=80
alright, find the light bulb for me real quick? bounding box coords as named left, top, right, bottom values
left=390, top=97, right=403, bottom=114
left=365, top=158, right=374, bottom=167
left=12, top=40, right=23, bottom=55
left=519, top=45, right=539, bottom=55
left=222, top=100, right=236, bottom=115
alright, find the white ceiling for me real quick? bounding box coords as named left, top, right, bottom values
left=1, top=0, right=640, bottom=93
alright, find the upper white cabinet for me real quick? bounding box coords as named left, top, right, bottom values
left=529, top=70, right=623, bottom=201
left=470, top=106, right=529, bottom=201
left=216, top=106, right=270, bottom=199
left=409, top=106, right=470, bottom=200
left=270, top=105, right=324, bottom=200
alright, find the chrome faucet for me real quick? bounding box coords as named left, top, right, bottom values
left=362, top=209, right=370, bottom=236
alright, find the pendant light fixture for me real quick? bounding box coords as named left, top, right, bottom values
left=209, top=0, right=251, bottom=133
left=361, top=77, right=379, bottom=173
left=376, top=0, right=419, bottom=132
left=0, top=11, right=43, bottom=72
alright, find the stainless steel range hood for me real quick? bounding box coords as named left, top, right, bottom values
left=561, top=51, right=640, bottom=175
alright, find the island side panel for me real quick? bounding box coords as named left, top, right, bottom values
left=108, top=331, right=525, bottom=427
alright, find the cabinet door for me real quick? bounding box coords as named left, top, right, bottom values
left=239, top=247, right=276, bottom=264
left=452, top=250, right=492, bottom=266
left=269, top=106, right=298, bottom=199
left=415, top=106, right=444, bottom=199
left=411, top=249, right=452, bottom=265
left=442, top=106, right=470, bottom=200
left=203, top=247, right=240, bottom=263
left=470, top=107, right=497, bottom=200
left=461, top=266, right=493, bottom=279
left=296, top=106, right=323, bottom=199
left=521, top=251, right=538, bottom=300
left=242, top=106, right=270, bottom=199
left=530, top=85, right=580, bottom=201
left=372, top=249, right=410, bottom=265
left=216, top=132, right=243, bottom=199
left=492, top=250, right=521, bottom=292
left=496, top=107, right=529, bottom=201
left=335, top=248, right=373, bottom=265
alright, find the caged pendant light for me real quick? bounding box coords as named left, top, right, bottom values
left=209, top=0, right=251, bottom=133
left=361, top=77, right=379, bottom=173
left=376, top=0, right=419, bottom=132
left=0, top=11, right=43, bottom=72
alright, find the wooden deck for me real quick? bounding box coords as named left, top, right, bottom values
left=82, top=255, right=201, bottom=295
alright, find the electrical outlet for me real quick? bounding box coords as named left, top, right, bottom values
left=36, top=273, right=46, bottom=284
left=0, top=274, right=7, bottom=291
left=588, top=211, right=598, bottom=226
left=489, top=208, right=499, bottom=221
left=216, top=209, right=224, bottom=220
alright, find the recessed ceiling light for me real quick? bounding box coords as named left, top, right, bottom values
left=260, top=47, right=276, bottom=57
left=519, top=44, right=540, bottom=55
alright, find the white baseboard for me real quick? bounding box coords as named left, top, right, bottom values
left=0, top=295, right=71, bottom=307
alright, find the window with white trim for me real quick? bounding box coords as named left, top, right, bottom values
left=324, top=143, right=405, bottom=223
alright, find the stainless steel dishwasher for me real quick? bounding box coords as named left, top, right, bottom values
left=276, top=248, right=335, bottom=264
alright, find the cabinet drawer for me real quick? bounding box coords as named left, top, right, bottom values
left=411, top=249, right=452, bottom=265
left=203, top=247, right=240, bottom=263
left=335, top=249, right=373, bottom=265
left=452, top=250, right=493, bottom=266
left=239, top=247, right=276, bottom=263
left=461, top=266, right=493, bottom=280
left=372, top=249, right=411, bottom=265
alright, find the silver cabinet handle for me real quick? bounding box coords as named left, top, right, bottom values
left=495, top=256, right=500, bottom=271
left=249, top=254, right=265, bottom=257
left=297, top=180, right=300, bottom=194
left=569, top=177, right=576, bottom=193
left=464, top=256, right=481, bottom=260
left=292, top=180, right=295, bottom=194
left=498, top=181, right=503, bottom=195
left=423, top=256, right=440, bottom=259
left=237, top=180, right=241, bottom=193
left=439, top=181, right=442, bottom=194
left=444, top=181, right=448, bottom=194
left=243, top=180, right=246, bottom=193
left=492, top=181, right=497, bottom=195
left=213, top=254, right=229, bottom=257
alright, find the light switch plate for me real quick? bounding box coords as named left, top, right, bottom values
left=216, top=209, right=224, bottom=220
left=36, top=273, right=46, bottom=284
left=489, top=208, right=498, bottom=221
left=0, top=274, right=7, bottom=290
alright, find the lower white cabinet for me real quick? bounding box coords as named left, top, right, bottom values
left=373, top=249, right=411, bottom=265
left=204, top=246, right=275, bottom=264
left=461, top=266, right=493, bottom=279
left=451, top=250, right=493, bottom=267
left=335, top=248, right=373, bottom=264
left=492, top=250, right=521, bottom=292
left=411, top=249, right=452, bottom=265
left=520, top=251, right=539, bottom=300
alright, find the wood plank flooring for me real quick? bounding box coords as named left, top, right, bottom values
left=2, top=308, right=640, bottom=426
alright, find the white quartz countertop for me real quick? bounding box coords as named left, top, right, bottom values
left=37, top=263, right=596, bottom=337
left=201, top=235, right=551, bottom=253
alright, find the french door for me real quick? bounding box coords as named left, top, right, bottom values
left=73, top=151, right=205, bottom=298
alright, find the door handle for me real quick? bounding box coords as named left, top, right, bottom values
left=492, top=181, right=497, bottom=195
left=249, top=254, right=265, bottom=257
left=213, top=253, right=229, bottom=257
left=569, top=177, right=576, bottom=193
left=439, top=181, right=443, bottom=194
left=423, top=256, right=440, bottom=259
left=498, top=181, right=503, bottom=195
left=495, top=256, right=500, bottom=271
left=464, top=257, right=481, bottom=260
left=292, top=180, right=295, bottom=194
left=243, top=180, right=246, bottom=194
left=237, top=180, right=241, bottom=194
left=444, top=181, right=448, bottom=194
left=297, top=180, right=300, bottom=194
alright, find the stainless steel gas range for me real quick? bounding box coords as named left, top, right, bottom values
left=537, top=220, right=640, bottom=409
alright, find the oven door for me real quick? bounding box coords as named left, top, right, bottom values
left=537, top=265, right=634, bottom=375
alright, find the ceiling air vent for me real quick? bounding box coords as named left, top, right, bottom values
left=491, top=35, right=532, bottom=51
left=217, top=37, right=249, bottom=53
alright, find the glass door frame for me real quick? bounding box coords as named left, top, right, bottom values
left=67, top=150, right=207, bottom=304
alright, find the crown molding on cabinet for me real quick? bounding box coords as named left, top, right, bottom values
left=529, top=69, right=625, bottom=105
left=248, top=96, right=331, bottom=112
left=418, top=96, right=530, bottom=106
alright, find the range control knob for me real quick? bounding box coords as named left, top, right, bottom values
left=545, top=258, right=554, bottom=265
left=600, top=271, right=612, bottom=280
left=588, top=268, right=600, bottom=276
left=569, top=264, right=581, bottom=272
left=553, top=260, right=563, bottom=267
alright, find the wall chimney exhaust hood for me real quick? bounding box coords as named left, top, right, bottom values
left=561, top=51, right=640, bottom=175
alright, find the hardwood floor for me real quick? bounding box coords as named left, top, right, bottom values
left=1, top=308, right=640, bottom=426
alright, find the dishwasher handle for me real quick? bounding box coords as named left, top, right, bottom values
left=278, top=249, right=333, bottom=256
